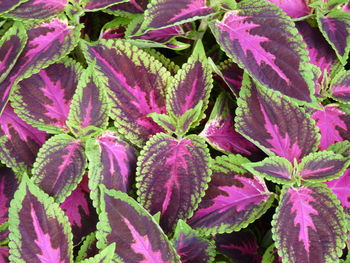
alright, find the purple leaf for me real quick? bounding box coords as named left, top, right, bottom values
left=12, top=59, right=81, bottom=134
left=330, top=70, right=350, bottom=103
left=60, top=174, right=98, bottom=245
left=85, top=130, right=137, bottom=207
left=0, top=105, right=48, bottom=173
left=141, top=0, right=214, bottom=31
left=216, top=59, right=243, bottom=96
left=96, top=187, right=181, bottom=262
left=82, top=39, right=170, bottom=146
left=106, top=0, right=148, bottom=15
left=84, top=0, right=129, bottom=10
left=0, top=167, right=19, bottom=226
left=210, top=0, right=315, bottom=104
left=135, top=25, right=184, bottom=43
left=0, top=23, right=27, bottom=84
left=244, top=156, right=293, bottom=184
left=272, top=184, right=347, bottom=263
left=235, top=75, right=319, bottom=162
left=5, top=0, right=68, bottom=20
left=326, top=169, right=350, bottom=220
left=67, top=65, right=110, bottom=135
left=8, top=177, right=73, bottom=263
left=137, top=133, right=211, bottom=233
left=317, top=10, right=350, bottom=64
left=311, top=105, right=350, bottom=150
left=32, top=134, right=87, bottom=203
left=267, top=0, right=310, bottom=18
left=215, top=230, right=262, bottom=263
left=79, top=243, right=116, bottom=263
left=299, top=151, right=347, bottom=182
left=188, top=154, right=272, bottom=234
left=0, top=18, right=80, bottom=115
left=0, top=0, right=27, bottom=13
left=200, top=92, right=259, bottom=156
left=0, top=247, right=9, bottom=263
left=172, top=220, right=215, bottom=263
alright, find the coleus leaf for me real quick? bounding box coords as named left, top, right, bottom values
left=147, top=112, right=176, bottom=134
left=210, top=0, right=315, bottom=104
left=262, top=244, right=282, bottom=263
left=4, top=0, right=68, bottom=20
left=0, top=0, right=28, bottom=13
left=272, top=184, right=347, bottom=263
left=329, top=70, right=350, bottom=103
left=76, top=232, right=99, bottom=261
left=216, top=59, right=243, bottom=96
left=32, top=134, right=87, bottom=203
left=215, top=230, right=262, bottom=263
left=0, top=247, right=9, bottom=263
left=85, top=130, right=137, bottom=207
left=311, top=104, right=350, bottom=150
left=235, top=75, right=319, bottom=162
left=188, top=154, right=273, bottom=235
left=96, top=187, right=181, bottom=262
left=79, top=243, right=116, bottom=263
left=12, top=59, right=82, bottom=134
left=267, top=0, right=310, bottom=18
left=60, top=174, right=98, bottom=245
left=84, top=0, right=129, bottom=11
left=66, top=64, right=110, bottom=136
left=200, top=92, right=258, bottom=156
left=166, top=40, right=213, bottom=130
left=0, top=167, right=19, bottom=226
left=327, top=140, right=350, bottom=159
left=172, top=220, right=215, bottom=263
left=8, top=177, right=73, bottom=263
left=136, top=133, right=211, bottom=233
left=141, top=0, right=214, bottom=32
left=317, top=9, right=350, bottom=65
left=0, top=18, right=80, bottom=115
left=105, top=0, right=148, bottom=16
left=0, top=105, right=48, bottom=173
left=0, top=23, right=27, bottom=84
left=82, top=39, right=171, bottom=147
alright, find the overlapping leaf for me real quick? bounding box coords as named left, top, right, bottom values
left=79, top=243, right=116, bottom=263
left=311, top=104, right=350, bottom=150
left=211, top=0, right=315, bottom=104
left=82, top=39, right=171, bottom=146
left=4, top=0, right=68, bottom=20
left=0, top=105, right=48, bottom=173
left=216, top=59, right=243, bottom=96
left=235, top=75, right=319, bottom=162
left=76, top=232, right=99, bottom=261
left=8, top=178, right=73, bottom=263
left=32, top=134, right=87, bottom=203
left=0, top=23, right=27, bottom=83
left=141, top=0, right=214, bottom=31
left=0, top=0, right=27, bottom=13
left=12, top=59, right=81, bottom=134
left=267, top=0, right=310, bottom=18
left=85, top=130, right=137, bottom=207
left=200, top=92, right=258, bottom=156
left=272, top=184, right=346, bottom=263
left=106, top=0, right=148, bottom=15
left=330, top=70, right=350, bottom=103
left=0, top=167, right=19, bottom=226
left=136, top=133, right=211, bottom=233
left=188, top=154, right=272, bottom=235
left=0, top=247, right=9, bottom=263
left=317, top=9, right=350, bottom=64
left=0, top=18, right=80, bottom=115
left=67, top=65, right=110, bottom=135
left=96, top=187, right=181, bottom=262
left=84, top=0, right=129, bottom=11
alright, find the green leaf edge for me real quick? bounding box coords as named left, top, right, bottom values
left=78, top=242, right=116, bottom=263
left=75, top=232, right=97, bottom=262
left=329, top=68, right=350, bottom=103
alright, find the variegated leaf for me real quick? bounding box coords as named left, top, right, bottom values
left=0, top=167, right=19, bottom=226
left=210, top=0, right=315, bottom=104
left=32, top=134, right=87, bottom=203
left=267, top=0, right=310, bottom=18
left=96, top=187, right=181, bottom=262
left=0, top=18, right=80, bottom=115
left=330, top=70, right=350, bottom=103
left=216, top=59, right=243, bottom=96
left=0, top=105, right=48, bottom=173
left=8, top=177, right=73, bottom=263
left=136, top=133, right=211, bottom=233
left=200, top=92, right=258, bottom=156
left=262, top=244, right=282, bottom=263
left=12, top=59, right=82, bottom=134
left=106, top=0, right=148, bottom=16
left=76, top=232, right=99, bottom=261
left=0, top=247, right=9, bottom=263
left=0, top=0, right=28, bottom=13
left=317, top=9, right=350, bottom=65
left=85, top=130, right=137, bottom=207
left=236, top=75, right=319, bottom=162
left=79, top=243, right=116, bottom=263
left=0, top=23, right=27, bottom=84
left=4, top=0, right=68, bottom=20
left=272, top=184, right=347, bottom=263
left=67, top=65, right=110, bottom=135
left=82, top=39, right=171, bottom=147
left=172, top=220, right=215, bottom=263
left=84, top=0, right=129, bottom=11
left=188, top=154, right=273, bottom=235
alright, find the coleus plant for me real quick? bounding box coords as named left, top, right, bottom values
left=0, top=0, right=350, bottom=262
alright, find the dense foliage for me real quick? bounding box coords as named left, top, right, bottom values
left=0, top=0, right=350, bottom=262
